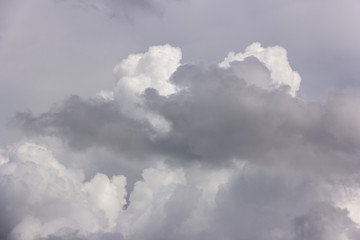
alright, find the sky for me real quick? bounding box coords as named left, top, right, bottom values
left=1, top=0, right=360, bottom=239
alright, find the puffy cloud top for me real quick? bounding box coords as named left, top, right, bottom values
left=112, top=44, right=182, bottom=135
left=113, top=44, right=181, bottom=97
left=219, top=42, right=301, bottom=97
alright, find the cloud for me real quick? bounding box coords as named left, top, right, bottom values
left=13, top=96, right=155, bottom=160
left=0, top=149, right=8, bottom=166
left=113, top=44, right=182, bottom=134
left=2, top=0, right=360, bottom=238
left=0, top=142, right=127, bottom=240
left=219, top=42, right=301, bottom=97
left=292, top=202, right=360, bottom=240
left=14, top=44, right=360, bottom=174
left=1, top=142, right=359, bottom=240
left=113, top=44, right=180, bottom=97
left=5, top=43, right=360, bottom=239
left=149, top=64, right=360, bottom=173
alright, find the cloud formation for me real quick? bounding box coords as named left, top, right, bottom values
left=14, top=44, right=360, bottom=172
left=1, top=142, right=359, bottom=240
left=3, top=44, right=360, bottom=240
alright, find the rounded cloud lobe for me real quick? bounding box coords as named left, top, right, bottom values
left=112, top=44, right=181, bottom=134
left=4, top=44, right=360, bottom=239
left=219, top=42, right=301, bottom=97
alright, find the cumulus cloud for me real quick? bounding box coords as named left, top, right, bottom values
left=0, top=143, right=127, bottom=239
left=113, top=44, right=180, bottom=97
left=5, top=43, right=360, bottom=239
left=219, top=42, right=301, bottom=97
left=113, top=44, right=181, bottom=134
left=1, top=142, right=359, bottom=240
left=0, top=142, right=227, bottom=239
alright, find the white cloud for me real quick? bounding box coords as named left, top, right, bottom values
left=116, top=163, right=186, bottom=238
left=95, top=90, right=115, bottom=102
left=219, top=42, right=301, bottom=97
left=0, top=142, right=127, bottom=239
left=0, top=148, right=8, bottom=166
left=82, top=173, right=127, bottom=229
left=113, top=44, right=182, bottom=135
left=113, top=44, right=181, bottom=97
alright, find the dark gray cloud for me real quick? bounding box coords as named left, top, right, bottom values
left=14, top=60, right=360, bottom=175
left=150, top=63, right=360, bottom=173
left=13, top=96, right=155, bottom=160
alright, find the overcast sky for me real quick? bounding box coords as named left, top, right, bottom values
left=1, top=0, right=360, bottom=240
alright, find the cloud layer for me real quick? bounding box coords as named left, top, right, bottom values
left=3, top=44, right=360, bottom=240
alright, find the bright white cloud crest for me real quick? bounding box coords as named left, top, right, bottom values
left=219, top=42, right=301, bottom=97
left=113, top=44, right=181, bottom=97
left=111, top=44, right=182, bottom=135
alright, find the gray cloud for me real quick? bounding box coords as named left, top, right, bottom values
left=13, top=96, right=155, bottom=160
left=13, top=58, right=360, bottom=175
left=150, top=63, right=360, bottom=173
left=292, top=202, right=360, bottom=240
